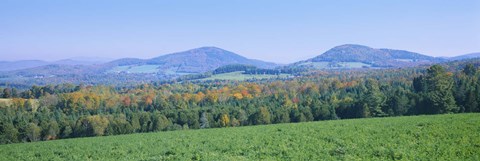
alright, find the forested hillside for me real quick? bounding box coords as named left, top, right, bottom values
left=296, top=44, right=444, bottom=69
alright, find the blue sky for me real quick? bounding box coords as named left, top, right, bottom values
left=1, top=0, right=479, bottom=63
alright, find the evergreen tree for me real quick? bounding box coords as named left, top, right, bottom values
left=200, top=112, right=210, bottom=129
left=362, top=79, right=386, bottom=117
left=463, top=64, right=477, bottom=76
left=424, top=65, right=458, bottom=114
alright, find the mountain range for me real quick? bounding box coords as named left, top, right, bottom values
left=104, top=47, right=278, bottom=74
left=0, top=57, right=112, bottom=71
left=0, top=44, right=479, bottom=85
left=0, top=47, right=279, bottom=80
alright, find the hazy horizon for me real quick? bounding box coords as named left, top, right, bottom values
left=1, top=45, right=480, bottom=64
left=1, top=0, right=479, bottom=63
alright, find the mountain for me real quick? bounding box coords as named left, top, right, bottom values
left=296, top=44, right=443, bottom=69
left=53, top=57, right=113, bottom=65
left=0, top=45, right=476, bottom=88
left=0, top=47, right=278, bottom=77
left=106, top=47, right=278, bottom=74
left=0, top=47, right=278, bottom=87
left=9, top=64, right=95, bottom=77
left=146, top=47, right=277, bottom=73
left=0, top=57, right=113, bottom=72
left=103, top=58, right=145, bottom=66
left=0, top=60, right=49, bottom=71
left=450, top=52, right=480, bottom=61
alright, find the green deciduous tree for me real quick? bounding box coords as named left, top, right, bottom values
left=26, top=123, right=41, bottom=142
left=86, top=115, right=109, bottom=136
left=0, top=122, right=19, bottom=144
left=253, top=107, right=271, bottom=125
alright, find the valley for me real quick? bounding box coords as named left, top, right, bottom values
left=2, top=1, right=479, bottom=160
left=1, top=44, right=478, bottom=89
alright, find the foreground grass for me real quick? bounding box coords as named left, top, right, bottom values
left=1, top=114, right=479, bottom=160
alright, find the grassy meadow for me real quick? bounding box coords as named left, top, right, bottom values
left=0, top=98, right=39, bottom=110
left=297, top=61, right=373, bottom=69
left=0, top=113, right=479, bottom=160
left=201, top=71, right=291, bottom=81
left=108, top=65, right=161, bottom=74
left=0, top=99, right=12, bottom=108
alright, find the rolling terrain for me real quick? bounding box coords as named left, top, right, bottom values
left=105, top=47, right=278, bottom=74
left=0, top=45, right=479, bottom=87
left=0, top=114, right=478, bottom=160
left=293, top=44, right=445, bottom=69
left=450, top=52, right=480, bottom=61
left=0, top=57, right=112, bottom=72
left=0, top=47, right=279, bottom=87
left=199, top=71, right=291, bottom=81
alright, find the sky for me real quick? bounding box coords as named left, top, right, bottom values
left=1, top=0, right=479, bottom=64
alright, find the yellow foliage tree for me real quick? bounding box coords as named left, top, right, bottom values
left=233, top=93, right=243, bottom=100
left=194, top=92, right=205, bottom=103
left=220, top=114, right=230, bottom=127
left=11, top=98, right=25, bottom=109
left=87, top=115, right=109, bottom=136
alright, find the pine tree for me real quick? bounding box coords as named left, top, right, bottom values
left=362, top=79, right=386, bottom=117
left=424, top=65, right=458, bottom=114
left=200, top=112, right=210, bottom=129
left=463, top=64, right=477, bottom=76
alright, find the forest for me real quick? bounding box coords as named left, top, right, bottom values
left=0, top=61, right=479, bottom=144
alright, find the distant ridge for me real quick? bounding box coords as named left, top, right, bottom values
left=2, top=45, right=478, bottom=76
left=1, top=47, right=277, bottom=75
left=1, top=45, right=479, bottom=87
left=297, top=44, right=444, bottom=68
left=450, top=52, right=480, bottom=61
left=0, top=60, right=49, bottom=71
left=106, top=46, right=278, bottom=73
left=0, top=57, right=112, bottom=71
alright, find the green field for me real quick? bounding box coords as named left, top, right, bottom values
left=298, top=61, right=372, bottom=69
left=201, top=71, right=291, bottom=81
left=0, top=98, right=11, bottom=108
left=1, top=114, right=478, bottom=160
left=108, top=65, right=161, bottom=73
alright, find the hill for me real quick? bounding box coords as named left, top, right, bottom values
left=7, top=64, right=97, bottom=76
left=0, top=57, right=112, bottom=72
left=450, top=52, right=480, bottom=60
left=1, top=47, right=276, bottom=75
left=106, top=47, right=278, bottom=74
left=0, top=47, right=278, bottom=87
left=1, top=45, right=476, bottom=87
left=0, top=60, right=49, bottom=71
left=0, top=113, right=478, bottom=160
left=295, top=44, right=443, bottom=69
